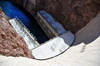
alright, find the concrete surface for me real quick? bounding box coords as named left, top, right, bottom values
left=38, top=10, right=66, bottom=35
left=9, top=18, right=39, bottom=50
left=32, top=31, right=74, bottom=59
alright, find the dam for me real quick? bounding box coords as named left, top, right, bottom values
left=0, top=1, right=75, bottom=59
left=0, top=0, right=100, bottom=66
left=8, top=9, right=74, bottom=59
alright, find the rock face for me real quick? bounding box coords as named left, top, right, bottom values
left=11, top=0, right=100, bottom=34
left=0, top=10, right=34, bottom=59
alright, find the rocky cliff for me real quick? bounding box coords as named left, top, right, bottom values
left=0, top=10, right=34, bottom=59
left=11, top=0, right=100, bottom=34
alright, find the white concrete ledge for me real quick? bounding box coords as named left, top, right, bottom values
left=32, top=31, right=74, bottom=59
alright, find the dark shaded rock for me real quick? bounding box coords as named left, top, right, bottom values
left=11, top=0, right=100, bottom=34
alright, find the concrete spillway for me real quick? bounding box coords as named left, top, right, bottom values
left=9, top=17, right=39, bottom=50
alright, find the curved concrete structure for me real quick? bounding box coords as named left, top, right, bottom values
left=0, top=13, right=100, bottom=66
left=32, top=31, right=74, bottom=59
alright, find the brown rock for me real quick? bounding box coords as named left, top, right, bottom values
left=0, top=10, right=34, bottom=58
left=9, top=49, right=17, bottom=56
left=17, top=41, right=25, bottom=49
left=0, top=44, right=5, bottom=49
left=4, top=49, right=10, bottom=54
left=19, top=36, right=26, bottom=44
left=1, top=33, right=6, bottom=40
left=11, top=31, right=18, bottom=37
left=11, top=43, right=18, bottom=48
left=0, top=49, right=10, bottom=54
left=17, top=48, right=24, bottom=56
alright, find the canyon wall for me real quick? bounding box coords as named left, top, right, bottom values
left=11, top=0, right=100, bottom=34
left=0, top=10, right=34, bottom=59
